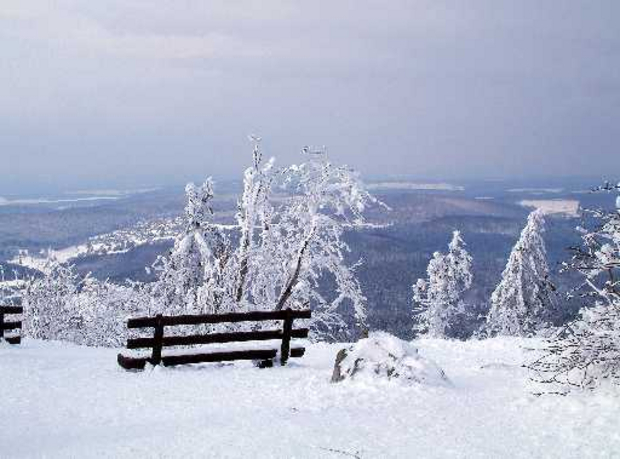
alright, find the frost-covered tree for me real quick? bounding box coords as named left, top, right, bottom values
left=233, top=135, right=274, bottom=306
left=413, top=231, right=474, bottom=338
left=149, top=142, right=382, bottom=339
left=152, top=178, right=231, bottom=315
left=486, top=209, right=558, bottom=336
left=272, top=147, right=383, bottom=334
left=23, top=141, right=382, bottom=343
left=236, top=146, right=382, bottom=337
left=529, top=183, right=620, bottom=391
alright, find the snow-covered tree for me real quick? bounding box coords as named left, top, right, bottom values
left=148, top=142, right=382, bottom=339
left=233, top=135, right=274, bottom=306
left=151, top=178, right=231, bottom=315
left=229, top=146, right=382, bottom=338
left=529, top=183, right=620, bottom=391
left=413, top=230, right=474, bottom=338
left=486, top=209, right=558, bottom=336
left=22, top=141, right=382, bottom=344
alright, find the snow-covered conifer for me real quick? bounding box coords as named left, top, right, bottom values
left=233, top=135, right=274, bottom=306
left=413, top=231, right=473, bottom=338
left=486, top=210, right=558, bottom=336
left=152, top=178, right=230, bottom=315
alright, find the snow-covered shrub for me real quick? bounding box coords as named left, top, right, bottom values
left=486, top=210, right=559, bottom=336
left=331, top=331, right=449, bottom=385
left=24, top=258, right=150, bottom=346
left=24, top=259, right=81, bottom=342
left=70, top=279, right=152, bottom=346
left=412, top=231, right=474, bottom=339
left=529, top=183, right=620, bottom=391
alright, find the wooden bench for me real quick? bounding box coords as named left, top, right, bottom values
left=0, top=305, right=23, bottom=345
left=117, top=308, right=311, bottom=370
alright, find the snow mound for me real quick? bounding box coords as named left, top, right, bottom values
left=331, top=332, right=449, bottom=386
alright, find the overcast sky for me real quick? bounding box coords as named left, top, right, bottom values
left=1, top=1, right=619, bottom=193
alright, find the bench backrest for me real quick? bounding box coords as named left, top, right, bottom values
left=118, top=308, right=311, bottom=370
left=0, top=306, right=23, bottom=345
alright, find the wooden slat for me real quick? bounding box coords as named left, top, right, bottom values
left=5, top=336, right=21, bottom=345
left=127, top=309, right=312, bottom=329
left=161, top=349, right=278, bottom=367
left=118, top=349, right=278, bottom=370
left=126, top=328, right=310, bottom=349
left=290, top=347, right=306, bottom=358
left=2, top=321, right=21, bottom=331
left=117, top=354, right=148, bottom=370
left=118, top=347, right=306, bottom=370
left=0, top=306, right=23, bottom=314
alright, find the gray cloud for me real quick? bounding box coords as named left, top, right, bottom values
left=1, top=0, right=619, bottom=192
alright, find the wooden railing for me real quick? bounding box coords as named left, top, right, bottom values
left=117, top=308, right=311, bottom=370
left=0, top=306, right=23, bottom=345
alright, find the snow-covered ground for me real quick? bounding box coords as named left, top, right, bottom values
left=2, top=338, right=619, bottom=458
left=518, top=199, right=580, bottom=217
left=367, top=182, right=464, bottom=192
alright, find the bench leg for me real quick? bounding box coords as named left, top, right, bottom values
left=256, top=359, right=274, bottom=369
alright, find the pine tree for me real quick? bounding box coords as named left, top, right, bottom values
left=413, top=231, right=473, bottom=338
left=152, top=178, right=230, bottom=315
left=233, top=135, right=274, bottom=306
left=486, top=209, right=558, bottom=336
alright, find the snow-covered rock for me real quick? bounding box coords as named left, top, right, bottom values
left=331, top=331, right=449, bottom=385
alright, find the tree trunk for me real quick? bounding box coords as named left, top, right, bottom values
left=275, top=227, right=315, bottom=311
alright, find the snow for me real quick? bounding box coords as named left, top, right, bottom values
left=10, top=246, right=91, bottom=272
left=508, top=188, right=564, bottom=194
left=0, top=279, right=25, bottom=288
left=518, top=199, right=580, bottom=217
left=2, top=337, right=619, bottom=458
left=367, top=182, right=465, bottom=192
left=0, top=196, right=120, bottom=207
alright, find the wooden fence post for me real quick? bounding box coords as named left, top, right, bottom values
left=150, top=314, right=164, bottom=366
left=280, top=308, right=293, bottom=366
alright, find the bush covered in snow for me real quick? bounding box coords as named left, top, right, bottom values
left=529, top=183, right=620, bottom=391
left=23, top=259, right=150, bottom=347
left=331, top=332, right=449, bottom=385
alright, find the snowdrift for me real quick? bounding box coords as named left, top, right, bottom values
left=2, top=337, right=619, bottom=458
